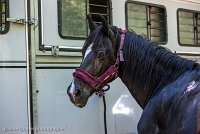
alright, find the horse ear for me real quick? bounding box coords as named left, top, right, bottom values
left=101, top=15, right=109, bottom=34
left=87, top=15, right=97, bottom=32
left=101, top=15, right=116, bottom=44
left=108, top=29, right=116, bottom=45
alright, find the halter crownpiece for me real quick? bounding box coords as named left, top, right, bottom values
left=72, top=28, right=126, bottom=93
left=118, top=28, right=126, bottom=62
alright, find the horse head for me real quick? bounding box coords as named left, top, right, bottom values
left=67, top=15, right=120, bottom=108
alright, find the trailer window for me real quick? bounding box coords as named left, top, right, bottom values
left=0, top=0, right=9, bottom=34
left=125, top=2, right=167, bottom=44
left=178, top=9, right=200, bottom=46
left=58, top=0, right=112, bottom=39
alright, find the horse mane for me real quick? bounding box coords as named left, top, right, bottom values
left=82, top=25, right=198, bottom=108
left=120, top=31, right=198, bottom=108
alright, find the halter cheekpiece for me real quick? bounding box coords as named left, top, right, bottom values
left=72, top=28, right=126, bottom=94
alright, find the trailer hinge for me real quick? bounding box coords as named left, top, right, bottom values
left=6, top=18, right=35, bottom=25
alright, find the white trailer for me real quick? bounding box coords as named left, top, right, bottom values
left=0, top=0, right=200, bottom=134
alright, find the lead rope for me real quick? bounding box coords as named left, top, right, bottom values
left=96, top=85, right=110, bottom=134
left=103, top=95, right=107, bottom=134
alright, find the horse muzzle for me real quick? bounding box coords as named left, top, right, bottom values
left=67, top=83, right=88, bottom=108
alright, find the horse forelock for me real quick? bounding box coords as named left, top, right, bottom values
left=120, top=31, right=197, bottom=108
left=82, top=26, right=119, bottom=61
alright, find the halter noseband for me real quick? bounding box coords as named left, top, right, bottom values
left=72, top=28, right=126, bottom=93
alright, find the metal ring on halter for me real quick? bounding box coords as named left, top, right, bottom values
left=95, top=84, right=110, bottom=96
left=102, top=84, right=110, bottom=92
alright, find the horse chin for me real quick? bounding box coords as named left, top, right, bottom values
left=73, top=97, right=89, bottom=108
left=67, top=91, right=89, bottom=108
left=74, top=101, right=87, bottom=108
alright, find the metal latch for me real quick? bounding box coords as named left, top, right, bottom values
left=6, top=18, right=35, bottom=25
left=51, top=46, right=59, bottom=56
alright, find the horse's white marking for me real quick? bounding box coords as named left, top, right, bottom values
left=69, top=44, right=93, bottom=98
left=186, top=80, right=199, bottom=93
left=69, top=44, right=93, bottom=97
left=69, top=79, right=75, bottom=95
left=83, top=43, right=93, bottom=61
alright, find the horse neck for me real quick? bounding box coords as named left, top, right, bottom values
left=118, top=32, right=195, bottom=109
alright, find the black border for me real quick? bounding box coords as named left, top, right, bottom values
left=57, top=0, right=113, bottom=40
left=26, top=0, right=34, bottom=132
left=38, top=0, right=43, bottom=49
left=125, top=0, right=168, bottom=45
left=0, top=0, right=10, bottom=34
left=36, top=66, right=77, bottom=69
left=0, top=66, right=26, bottom=68
left=177, top=8, right=200, bottom=47
left=108, top=0, right=113, bottom=25
left=176, top=53, right=200, bottom=56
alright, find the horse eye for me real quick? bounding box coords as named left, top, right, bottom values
left=97, top=51, right=105, bottom=60
left=77, top=79, right=84, bottom=87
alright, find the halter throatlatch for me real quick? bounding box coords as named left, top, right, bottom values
left=72, top=28, right=126, bottom=94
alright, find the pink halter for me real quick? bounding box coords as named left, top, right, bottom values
left=72, top=28, right=126, bottom=92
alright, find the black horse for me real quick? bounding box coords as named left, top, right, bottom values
left=67, top=15, right=200, bottom=134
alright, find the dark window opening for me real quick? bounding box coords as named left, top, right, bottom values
left=126, top=2, right=167, bottom=44
left=0, top=0, right=9, bottom=34
left=178, top=9, right=200, bottom=46
left=89, top=0, right=111, bottom=25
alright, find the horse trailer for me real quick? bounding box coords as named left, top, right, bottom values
left=0, top=0, right=200, bottom=134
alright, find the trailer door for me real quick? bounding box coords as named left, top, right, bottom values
left=34, top=0, right=106, bottom=134
left=34, top=0, right=142, bottom=134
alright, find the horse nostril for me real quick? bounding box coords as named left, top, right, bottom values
left=75, top=89, right=82, bottom=97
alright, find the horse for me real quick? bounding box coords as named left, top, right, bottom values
left=67, top=15, right=200, bottom=134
